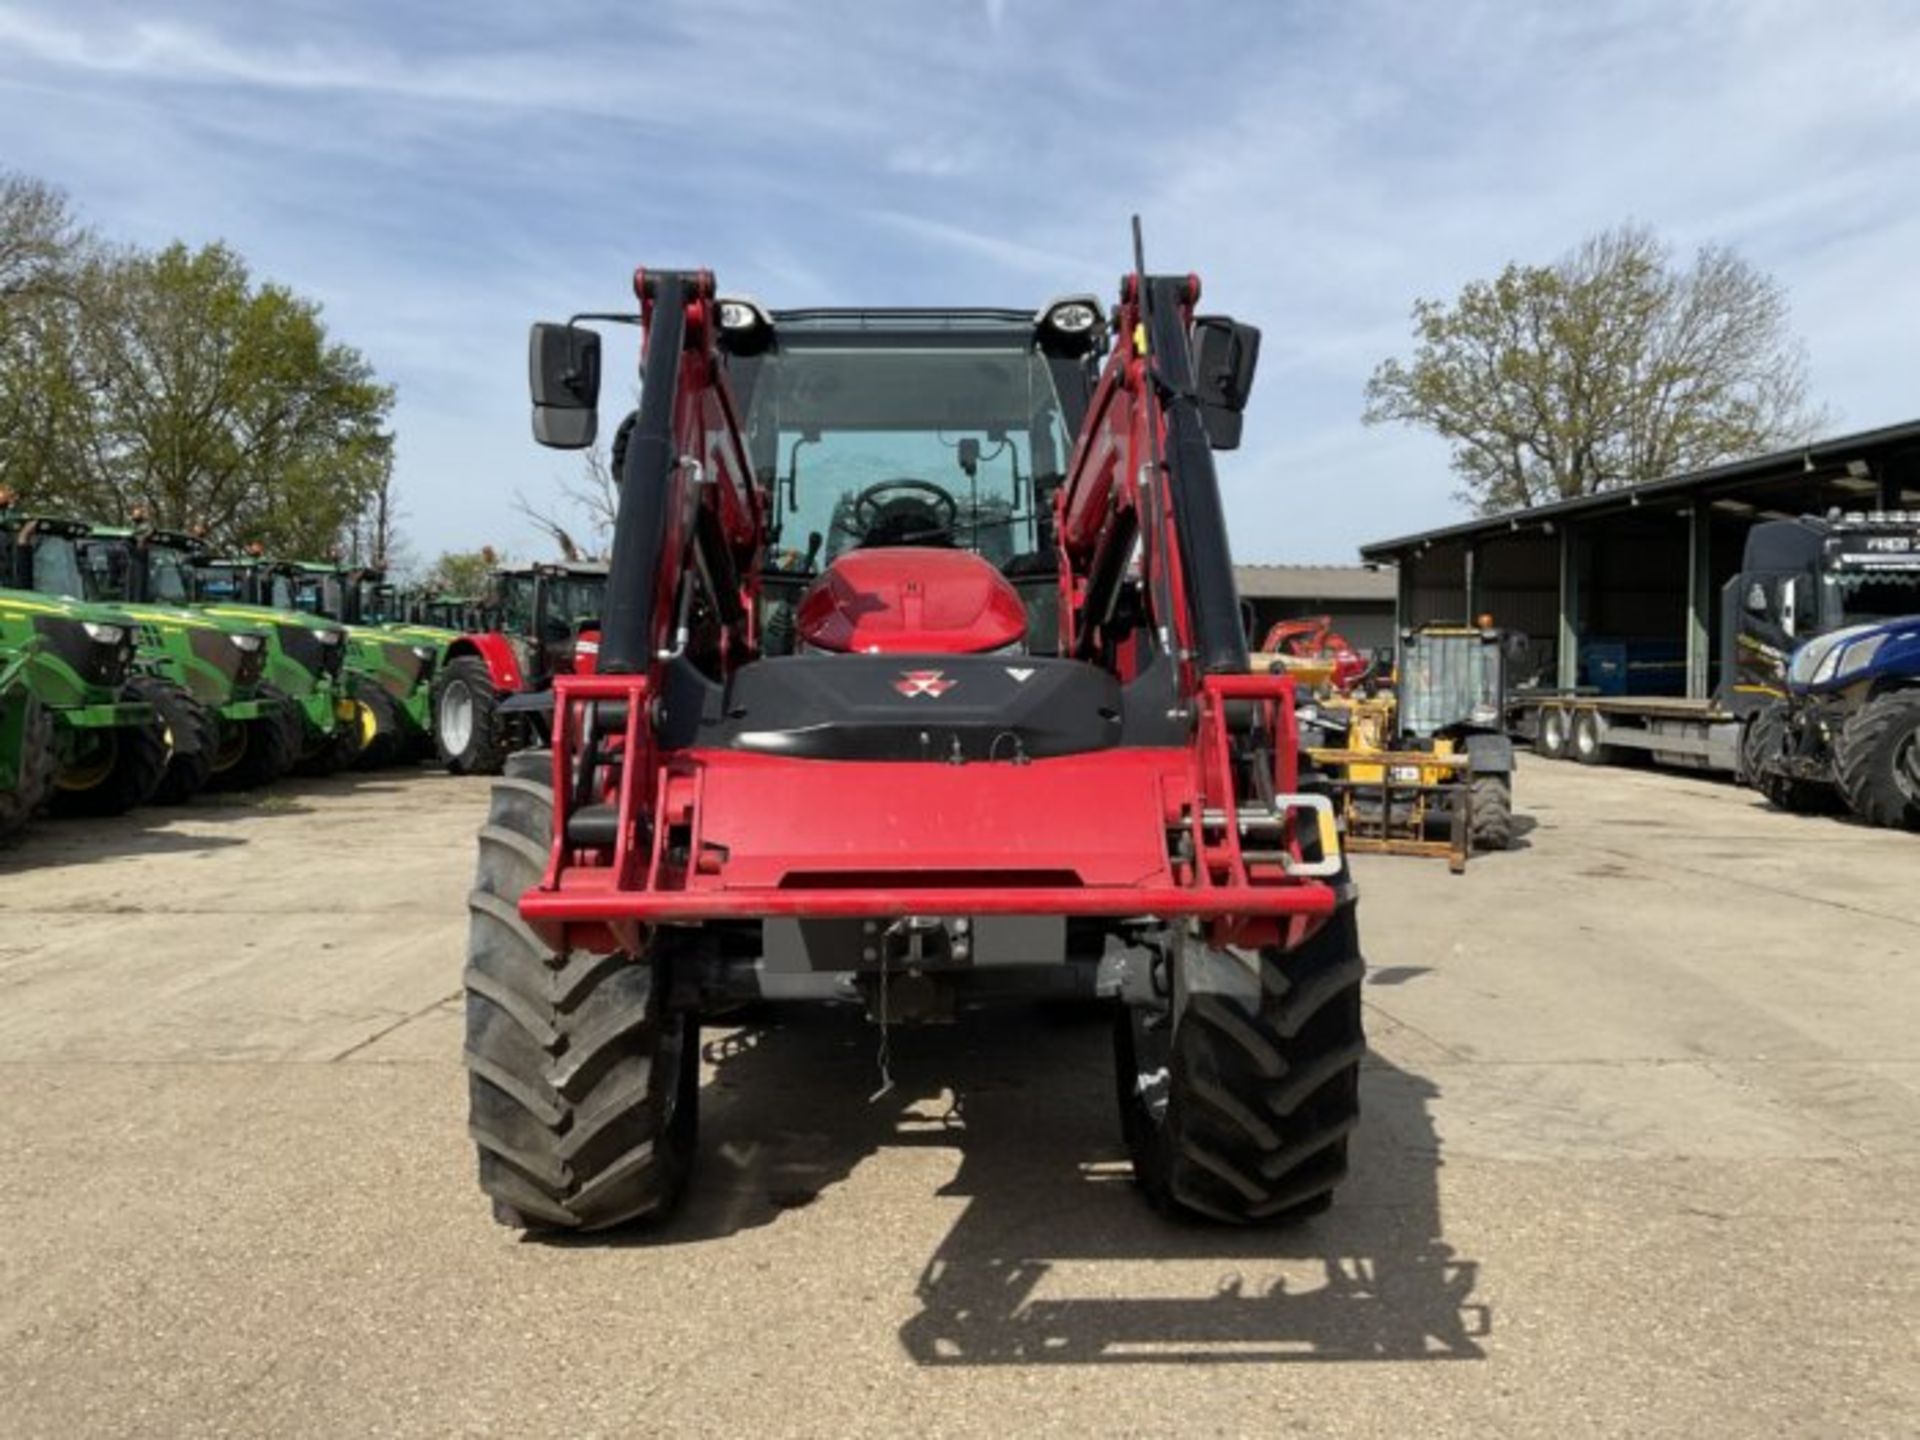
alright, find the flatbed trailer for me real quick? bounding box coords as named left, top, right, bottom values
left=1508, top=691, right=1743, bottom=774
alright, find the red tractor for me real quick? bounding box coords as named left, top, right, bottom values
left=463, top=239, right=1365, bottom=1232
left=431, top=559, right=606, bottom=774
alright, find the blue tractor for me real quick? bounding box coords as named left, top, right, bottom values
left=1740, top=511, right=1920, bottom=828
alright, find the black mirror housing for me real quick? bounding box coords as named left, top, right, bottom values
left=1192, top=316, right=1261, bottom=450
left=529, top=323, right=601, bottom=449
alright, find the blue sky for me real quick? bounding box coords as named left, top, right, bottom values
left=4, top=1, right=1917, bottom=566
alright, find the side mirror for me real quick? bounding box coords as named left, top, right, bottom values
left=1744, top=581, right=1768, bottom=615
left=529, top=323, right=601, bottom=449
left=1191, top=316, right=1261, bottom=450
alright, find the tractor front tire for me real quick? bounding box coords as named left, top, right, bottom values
left=1834, top=690, right=1920, bottom=830
left=351, top=684, right=407, bottom=771
left=435, top=657, right=513, bottom=776
left=1744, top=704, right=1844, bottom=815
left=52, top=690, right=171, bottom=818
left=1469, top=772, right=1514, bottom=851
left=0, top=695, right=55, bottom=842
left=1116, top=899, right=1366, bottom=1224
left=210, top=687, right=301, bottom=791
left=463, top=750, right=699, bottom=1231
left=144, top=680, right=217, bottom=805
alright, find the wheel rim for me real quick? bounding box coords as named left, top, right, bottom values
left=57, top=731, right=119, bottom=791
left=356, top=701, right=379, bottom=750
left=1543, top=711, right=1564, bottom=751
left=1575, top=718, right=1594, bottom=756
left=439, top=682, right=473, bottom=755
left=210, top=721, right=248, bottom=773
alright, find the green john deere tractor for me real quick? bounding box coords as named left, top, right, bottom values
left=0, top=584, right=166, bottom=818
left=3, top=511, right=286, bottom=802
left=268, top=561, right=443, bottom=767
left=190, top=555, right=360, bottom=774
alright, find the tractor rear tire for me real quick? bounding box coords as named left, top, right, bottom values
left=51, top=689, right=171, bottom=818
left=0, top=695, right=55, bottom=843
left=210, top=687, right=301, bottom=791
left=1469, top=771, right=1514, bottom=851
left=144, top=680, right=217, bottom=805
left=435, top=657, right=514, bottom=776
left=1537, top=706, right=1571, bottom=760
left=351, top=684, right=407, bottom=770
left=1116, top=899, right=1366, bottom=1224
left=463, top=750, right=699, bottom=1230
left=1834, top=690, right=1920, bottom=830
left=1743, top=703, right=1844, bottom=815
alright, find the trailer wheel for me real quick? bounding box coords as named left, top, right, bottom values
left=0, top=695, right=55, bottom=842
left=1116, top=900, right=1365, bottom=1224
left=1834, top=690, right=1920, bottom=831
left=144, top=681, right=217, bottom=805
left=464, top=750, right=699, bottom=1230
left=1468, top=772, right=1514, bottom=851
left=1537, top=706, right=1571, bottom=760
left=1570, top=709, right=1611, bottom=766
left=435, top=657, right=514, bottom=775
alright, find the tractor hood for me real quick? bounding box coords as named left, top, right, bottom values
left=796, top=548, right=1027, bottom=655
left=1787, top=617, right=1920, bottom=694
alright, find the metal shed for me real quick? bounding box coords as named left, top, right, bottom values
left=1359, top=419, right=1920, bottom=700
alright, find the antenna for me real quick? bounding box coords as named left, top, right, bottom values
left=1130, top=214, right=1149, bottom=358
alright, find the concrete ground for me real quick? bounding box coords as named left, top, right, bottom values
left=0, top=760, right=1914, bottom=1437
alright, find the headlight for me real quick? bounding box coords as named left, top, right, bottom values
left=1045, top=300, right=1099, bottom=334
left=81, top=621, right=125, bottom=644
left=411, top=645, right=435, bottom=662
left=716, top=297, right=770, bottom=333
left=229, top=633, right=263, bottom=652
left=316, top=628, right=344, bottom=646
left=1834, top=633, right=1887, bottom=679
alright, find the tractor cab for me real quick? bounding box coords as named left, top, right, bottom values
left=732, top=307, right=1094, bottom=662
left=488, top=561, right=606, bottom=681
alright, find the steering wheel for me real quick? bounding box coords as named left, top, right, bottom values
left=842, top=478, right=959, bottom=546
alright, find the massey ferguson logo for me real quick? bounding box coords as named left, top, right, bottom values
left=894, top=669, right=956, bottom=698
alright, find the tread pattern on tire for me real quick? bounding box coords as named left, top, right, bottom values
left=210, top=686, right=300, bottom=791
left=463, top=750, right=695, bottom=1231
left=0, top=694, right=55, bottom=842
left=1468, top=772, right=1514, bottom=851
left=1833, top=690, right=1920, bottom=830
left=1122, top=903, right=1366, bottom=1224
left=143, top=678, right=216, bottom=805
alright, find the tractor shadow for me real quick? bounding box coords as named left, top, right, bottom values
left=620, top=1005, right=1488, bottom=1366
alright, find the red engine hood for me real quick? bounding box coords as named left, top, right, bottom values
left=796, top=547, right=1027, bottom=654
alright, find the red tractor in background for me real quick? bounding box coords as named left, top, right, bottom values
left=461, top=232, right=1365, bottom=1234
left=431, top=559, right=607, bottom=774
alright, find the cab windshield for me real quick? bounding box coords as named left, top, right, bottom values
left=147, top=545, right=193, bottom=604
left=741, top=336, right=1068, bottom=572
left=1833, top=571, right=1920, bottom=624
left=30, top=534, right=87, bottom=601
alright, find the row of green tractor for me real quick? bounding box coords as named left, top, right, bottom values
left=0, top=496, right=611, bottom=848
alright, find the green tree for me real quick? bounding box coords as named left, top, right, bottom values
left=424, top=547, right=500, bottom=596
left=6, top=235, right=395, bottom=554
left=1364, top=224, right=1827, bottom=514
